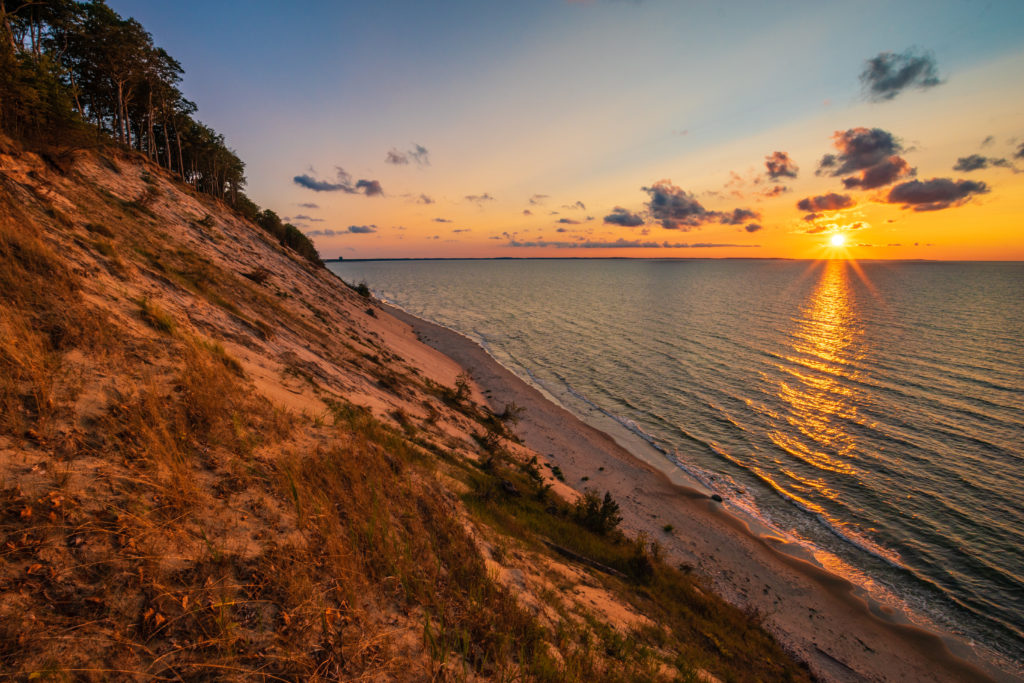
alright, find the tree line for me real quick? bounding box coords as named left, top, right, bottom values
left=0, top=0, right=321, bottom=265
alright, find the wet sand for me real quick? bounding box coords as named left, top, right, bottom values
left=385, top=304, right=1010, bottom=683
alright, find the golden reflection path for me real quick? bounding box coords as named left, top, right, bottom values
left=757, top=259, right=903, bottom=574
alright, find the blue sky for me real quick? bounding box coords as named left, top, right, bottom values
left=110, top=0, right=1024, bottom=259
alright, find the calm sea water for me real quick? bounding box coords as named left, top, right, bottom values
left=330, top=258, right=1024, bottom=668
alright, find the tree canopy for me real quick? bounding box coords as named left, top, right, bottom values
left=0, top=0, right=321, bottom=265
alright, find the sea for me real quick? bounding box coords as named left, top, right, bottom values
left=330, top=258, right=1024, bottom=672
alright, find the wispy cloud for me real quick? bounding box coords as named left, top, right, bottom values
left=385, top=143, right=430, bottom=166
left=507, top=238, right=757, bottom=249
left=466, top=193, right=495, bottom=204
left=304, top=225, right=378, bottom=236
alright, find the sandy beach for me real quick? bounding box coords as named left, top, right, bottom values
left=385, top=304, right=1010, bottom=683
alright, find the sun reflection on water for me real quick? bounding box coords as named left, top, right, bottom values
left=768, top=259, right=865, bottom=503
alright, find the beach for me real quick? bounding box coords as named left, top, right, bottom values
left=386, top=303, right=1007, bottom=683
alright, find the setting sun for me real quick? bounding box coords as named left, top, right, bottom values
left=830, top=233, right=847, bottom=248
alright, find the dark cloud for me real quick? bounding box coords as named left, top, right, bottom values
left=522, top=209, right=533, bottom=216
left=556, top=227, right=569, bottom=233
left=466, top=193, right=495, bottom=204
left=297, top=202, right=319, bottom=209
left=818, top=128, right=914, bottom=189
left=744, top=223, right=763, bottom=233
left=718, top=207, right=761, bottom=225
left=953, top=154, right=989, bottom=172
left=293, top=170, right=349, bottom=192
left=452, top=228, right=471, bottom=233
left=641, top=180, right=759, bottom=230
left=529, top=194, right=549, bottom=205
left=557, top=218, right=580, bottom=225
left=765, top=151, right=798, bottom=179
left=761, top=185, right=789, bottom=198
left=293, top=167, right=384, bottom=195
left=642, top=180, right=714, bottom=230
left=843, top=156, right=915, bottom=189
left=562, top=200, right=587, bottom=211
left=981, top=135, right=995, bottom=148
left=347, top=225, right=377, bottom=233
left=418, top=194, right=434, bottom=204
left=598, top=205, right=638, bottom=227
left=385, top=150, right=408, bottom=165
left=953, top=154, right=1014, bottom=172
left=860, top=49, right=942, bottom=101
left=796, top=193, right=855, bottom=213
left=1015, top=142, right=1024, bottom=160
left=292, top=214, right=324, bottom=222
left=506, top=238, right=756, bottom=249
left=433, top=217, right=452, bottom=223
left=885, top=178, right=989, bottom=211
left=356, top=179, right=383, bottom=196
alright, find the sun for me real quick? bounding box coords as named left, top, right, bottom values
left=829, top=233, right=847, bottom=247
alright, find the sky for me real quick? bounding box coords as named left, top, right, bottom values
left=110, top=0, right=1024, bottom=260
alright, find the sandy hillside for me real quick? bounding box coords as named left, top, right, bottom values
left=0, top=137, right=812, bottom=681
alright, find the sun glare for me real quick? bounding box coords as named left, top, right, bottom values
left=829, top=233, right=847, bottom=248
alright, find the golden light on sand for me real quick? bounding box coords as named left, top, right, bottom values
left=829, top=233, right=847, bottom=248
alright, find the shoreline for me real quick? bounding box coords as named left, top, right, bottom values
left=384, top=302, right=1015, bottom=683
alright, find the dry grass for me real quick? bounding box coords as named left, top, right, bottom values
left=0, top=139, right=811, bottom=682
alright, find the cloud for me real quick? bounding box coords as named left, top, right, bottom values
left=304, top=225, right=377, bottom=237
left=765, top=151, right=798, bottom=179
left=418, top=194, right=434, bottom=204
left=522, top=209, right=533, bottom=216
left=506, top=238, right=756, bottom=249
left=433, top=217, right=452, bottom=223
left=557, top=218, right=580, bottom=225
left=860, top=48, right=942, bottom=101
left=744, top=223, right=763, bottom=233
left=410, top=144, right=430, bottom=166
left=385, top=149, right=408, bottom=165
left=598, top=206, right=638, bottom=228
left=562, top=200, right=587, bottom=211
left=761, top=185, right=789, bottom=198
left=981, top=135, right=995, bottom=148
left=818, top=128, right=914, bottom=189
left=386, top=144, right=430, bottom=166
left=356, top=179, right=383, bottom=196
left=641, top=180, right=759, bottom=230
left=953, top=154, right=1014, bottom=172
left=1016, top=142, right=1024, bottom=159
left=293, top=170, right=349, bottom=192
left=466, top=193, right=495, bottom=204
left=953, top=154, right=989, bottom=172
left=642, top=180, right=715, bottom=230
left=842, top=156, right=914, bottom=189
left=293, top=167, right=384, bottom=195
left=292, top=214, right=324, bottom=222
left=796, top=192, right=856, bottom=213
left=452, top=228, right=471, bottom=233
left=885, top=178, right=989, bottom=211
left=718, top=207, right=761, bottom=225
left=297, top=202, right=319, bottom=209
left=529, top=194, right=549, bottom=205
